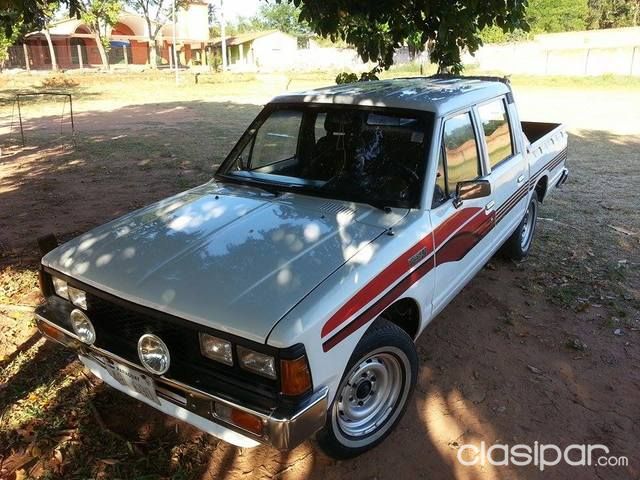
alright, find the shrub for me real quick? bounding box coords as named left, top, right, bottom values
left=335, top=72, right=358, bottom=84
left=41, top=75, right=79, bottom=89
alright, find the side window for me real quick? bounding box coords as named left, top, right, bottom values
left=249, top=110, right=302, bottom=170
left=314, top=112, right=328, bottom=140
left=432, top=147, right=448, bottom=208
left=478, top=98, right=514, bottom=168
left=442, top=112, right=481, bottom=194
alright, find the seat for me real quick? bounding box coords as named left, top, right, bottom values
left=306, top=112, right=359, bottom=180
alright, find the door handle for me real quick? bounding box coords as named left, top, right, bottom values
left=517, top=175, right=525, bottom=184
left=485, top=201, right=495, bottom=211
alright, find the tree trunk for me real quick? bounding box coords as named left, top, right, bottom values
left=43, top=28, right=58, bottom=71
left=149, top=40, right=158, bottom=68
left=94, top=32, right=109, bottom=69
left=145, top=18, right=158, bottom=68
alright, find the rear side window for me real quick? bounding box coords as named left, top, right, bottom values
left=442, top=112, right=481, bottom=195
left=478, top=98, right=513, bottom=168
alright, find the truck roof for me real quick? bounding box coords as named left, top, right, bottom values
left=271, top=76, right=512, bottom=116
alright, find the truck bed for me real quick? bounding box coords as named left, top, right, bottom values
left=521, top=120, right=568, bottom=198
left=521, top=121, right=564, bottom=150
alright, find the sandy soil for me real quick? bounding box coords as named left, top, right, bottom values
left=0, top=83, right=638, bottom=480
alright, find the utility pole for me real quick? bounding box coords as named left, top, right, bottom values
left=220, top=0, right=227, bottom=71
left=172, top=0, right=179, bottom=83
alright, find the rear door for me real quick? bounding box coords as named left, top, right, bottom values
left=430, top=110, right=496, bottom=313
left=475, top=96, right=528, bottom=245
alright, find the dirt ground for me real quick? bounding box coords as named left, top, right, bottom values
left=0, top=75, right=639, bottom=480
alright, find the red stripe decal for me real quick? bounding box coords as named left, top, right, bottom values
left=323, top=211, right=493, bottom=351
left=320, top=206, right=479, bottom=339
left=433, top=207, right=482, bottom=247
left=322, top=256, right=436, bottom=352
left=435, top=211, right=495, bottom=265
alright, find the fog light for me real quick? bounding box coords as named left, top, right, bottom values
left=138, top=334, right=170, bottom=375
left=199, top=333, right=233, bottom=365
left=214, top=402, right=264, bottom=436
left=68, top=286, right=87, bottom=310
left=69, top=309, right=96, bottom=345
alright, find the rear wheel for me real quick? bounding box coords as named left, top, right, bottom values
left=316, top=319, right=418, bottom=459
left=503, top=192, right=538, bottom=261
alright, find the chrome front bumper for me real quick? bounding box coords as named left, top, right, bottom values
left=35, top=314, right=328, bottom=450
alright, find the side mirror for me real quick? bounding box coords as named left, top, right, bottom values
left=453, top=179, right=491, bottom=208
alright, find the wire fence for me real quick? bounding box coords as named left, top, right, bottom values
left=3, top=43, right=195, bottom=70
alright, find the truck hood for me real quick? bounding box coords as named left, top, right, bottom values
left=42, top=182, right=402, bottom=343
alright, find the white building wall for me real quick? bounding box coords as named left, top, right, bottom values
left=465, top=27, right=640, bottom=76
left=251, top=32, right=298, bottom=69
left=162, top=2, right=209, bottom=42
left=177, top=3, right=208, bottom=41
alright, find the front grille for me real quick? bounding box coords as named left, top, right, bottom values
left=81, top=290, right=280, bottom=410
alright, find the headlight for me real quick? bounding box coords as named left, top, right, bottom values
left=199, top=333, right=233, bottom=365
left=138, top=334, right=171, bottom=375
left=237, top=346, right=276, bottom=379
left=52, top=277, right=69, bottom=300
left=70, top=309, right=96, bottom=344
left=68, top=286, right=87, bottom=310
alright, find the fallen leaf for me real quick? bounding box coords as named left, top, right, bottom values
left=527, top=365, right=543, bottom=375
left=566, top=338, right=587, bottom=351
left=53, top=448, right=63, bottom=465
left=608, top=225, right=638, bottom=236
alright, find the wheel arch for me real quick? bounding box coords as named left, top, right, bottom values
left=376, top=297, right=421, bottom=341
left=535, top=175, right=548, bottom=203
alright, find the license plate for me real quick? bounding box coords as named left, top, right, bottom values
left=103, top=359, right=160, bottom=405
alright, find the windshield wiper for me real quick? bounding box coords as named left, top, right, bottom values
left=217, top=174, right=281, bottom=196
left=361, top=199, right=393, bottom=213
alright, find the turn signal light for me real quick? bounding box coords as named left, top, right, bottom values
left=38, top=320, right=67, bottom=343
left=214, top=402, right=264, bottom=436
left=230, top=409, right=264, bottom=436
left=280, top=356, right=312, bottom=396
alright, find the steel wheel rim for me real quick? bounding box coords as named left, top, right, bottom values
left=520, top=199, right=536, bottom=251
left=335, top=352, right=404, bottom=438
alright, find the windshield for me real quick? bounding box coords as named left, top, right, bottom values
left=216, top=105, right=434, bottom=209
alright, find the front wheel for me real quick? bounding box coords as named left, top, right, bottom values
left=502, top=191, right=539, bottom=261
left=316, top=319, right=418, bottom=459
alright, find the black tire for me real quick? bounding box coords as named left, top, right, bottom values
left=316, top=319, right=418, bottom=459
left=502, top=191, right=539, bottom=261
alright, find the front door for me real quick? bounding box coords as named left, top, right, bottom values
left=430, top=110, right=496, bottom=314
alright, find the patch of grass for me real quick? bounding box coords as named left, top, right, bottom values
left=509, top=73, right=640, bottom=90
left=0, top=266, right=39, bottom=305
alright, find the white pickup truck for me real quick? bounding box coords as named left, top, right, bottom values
left=35, top=76, right=568, bottom=458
